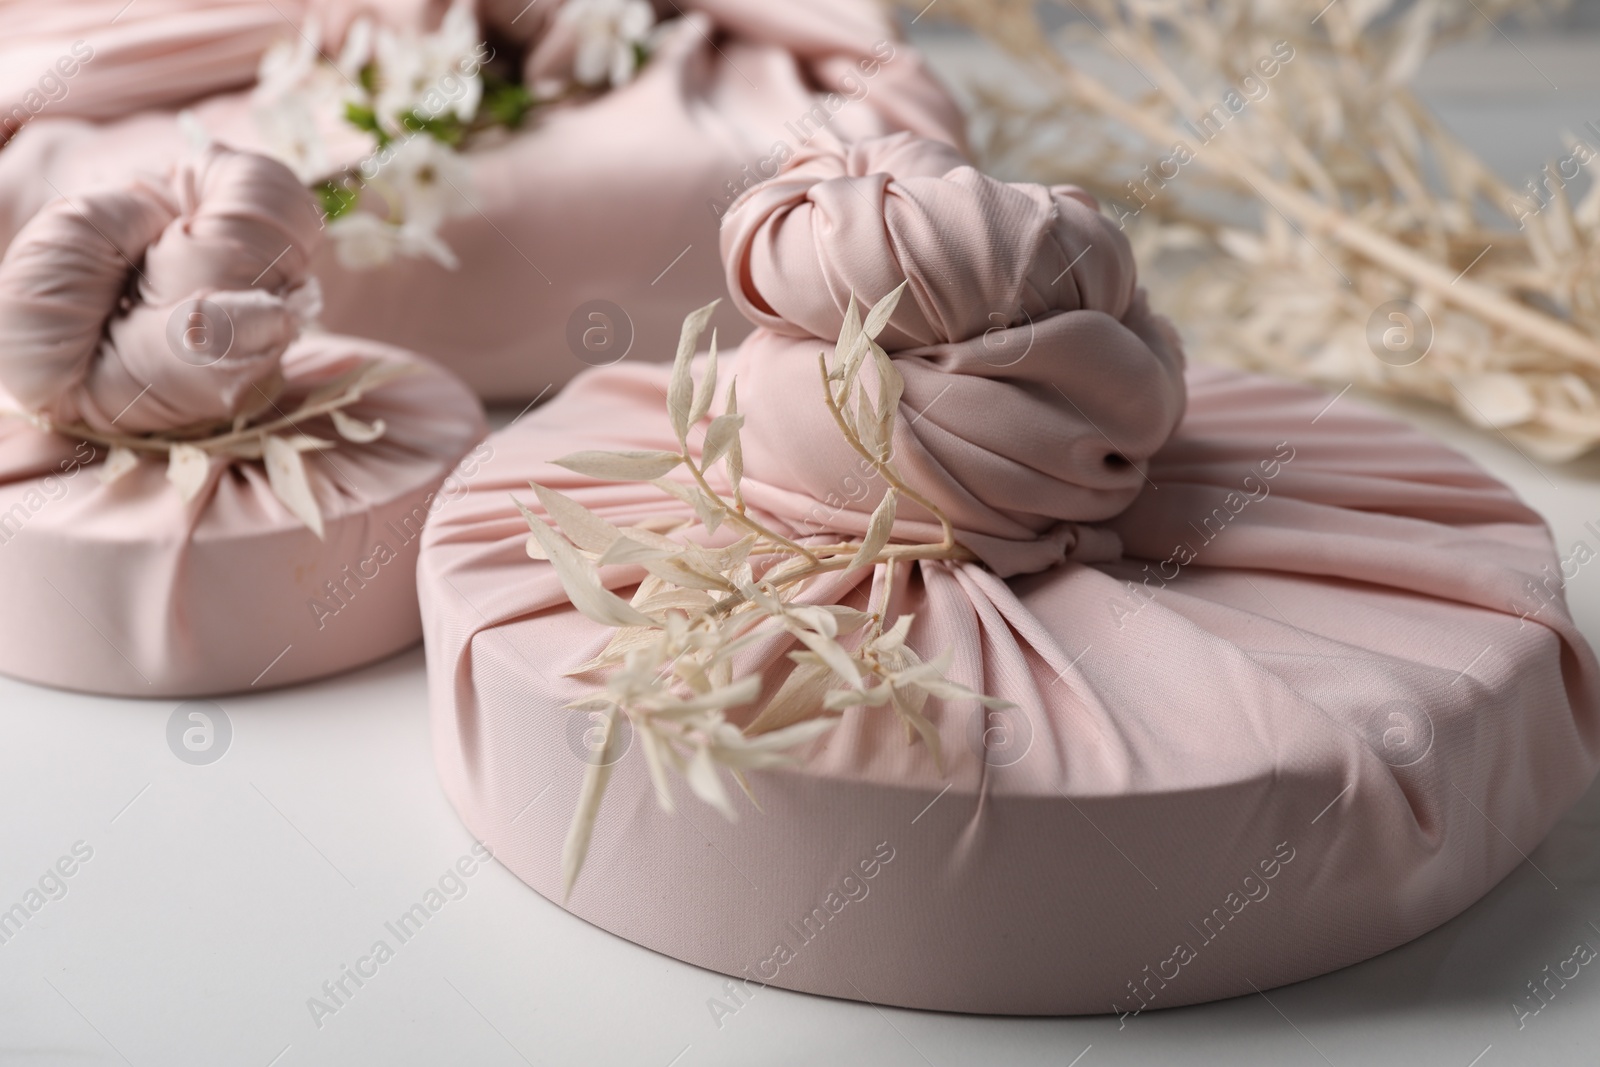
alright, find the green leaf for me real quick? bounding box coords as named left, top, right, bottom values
left=397, top=109, right=465, bottom=146
left=481, top=82, right=535, bottom=129
left=316, top=180, right=360, bottom=221
left=344, top=101, right=383, bottom=136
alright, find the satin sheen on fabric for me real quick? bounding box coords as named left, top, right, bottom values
left=418, top=135, right=1600, bottom=1013
left=0, top=0, right=967, bottom=399
left=0, top=146, right=486, bottom=696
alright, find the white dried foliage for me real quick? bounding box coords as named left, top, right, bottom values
left=907, top=0, right=1600, bottom=460
left=27, top=358, right=417, bottom=537
left=520, top=295, right=1010, bottom=898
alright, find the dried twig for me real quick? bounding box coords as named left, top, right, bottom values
left=519, top=291, right=1006, bottom=897
left=909, top=0, right=1600, bottom=459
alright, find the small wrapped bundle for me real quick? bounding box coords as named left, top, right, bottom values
left=0, top=0, right=965, bottom=400
left=0, top=145, right=485, bottom=696
left=418, top=135, right=1599, bottom=1014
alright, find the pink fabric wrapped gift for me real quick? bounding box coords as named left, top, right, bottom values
left=418, top=134, right=1600, bottom=1014
left=0, top=0, right=965, bottom=400
left=0, top=145, right=485, bottom=696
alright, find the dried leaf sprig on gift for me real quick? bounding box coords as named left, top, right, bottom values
left=907, top=0, right=1600, bottom=460
left=18, top=357, right=419, bottom=539
left=516, top=287, right=1011, bottom=897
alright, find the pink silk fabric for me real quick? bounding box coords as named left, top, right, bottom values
left=0, top=144, right=321, bottom=434
left=0, top=147, right=486, bottom=696
left=418, top=137, right=1600, bottom=1012
left=0, top=0, right=966, bottom=400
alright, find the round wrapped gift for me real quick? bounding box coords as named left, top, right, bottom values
left=0, top=0, right=965, bottom=400
left=0, top=145, right=486, bottom=696
left=417, top=137, right=1600, bottom=1013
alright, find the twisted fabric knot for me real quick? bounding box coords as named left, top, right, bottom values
left=0, top=145, right=321, bottom=435
left=719, top=133, right=1187, bottom=576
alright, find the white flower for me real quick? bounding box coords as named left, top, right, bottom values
left=327, top=213, right=402, bottom=270
left=559, top=0, right=655, bottom=88
left=252, top=19, right=361, bottom=182
left=255, top=20, right=324, bottom=100
left=326, top=210, right=462, bottom=271
left=396, top=221, right=460, bottom=270
left=336, top=17, right=374, bottom=83
left=373, top=0, right=484, bottom=129
left=383, top=134, right=473, bottom=230
left=254, top=95, right=333, bottom=183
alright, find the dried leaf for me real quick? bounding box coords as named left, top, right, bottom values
left=669, top=300, right=720, bottom=441
left=834, top=293, right=863, bottom=376
left=746, top=661, right=837, bottom=735
left=568, top=624, right=662, bottom=675
left=638, top=726, right=677, bottom=813
left=554, top=449, right=682, bottom=481
left=791, top=627, right=863, bottom=691
left=98, top=446, right=140, bottom=486
left=1453, top=373, right=1536, bottom=428
left=723, top=378, right=743, bottom=495
left=166, top=443, right=211, bottom=503
left=874, top=352, right=905, bottom=457
left=651, top=478, right=725, bottom=533
left=689, top=330, right=719, bottom=426
left=330, top=409, right=386, bottom=443
left=850, top=488, right=897, bottom=569
left=597, top=534, right=676, bottom=567
left=728, top=715, right=837, bottom=757
left=894, top=689, right=944, bottom=773
left=862, top=280, right=908, bottom=342
left=533, top=482, right=623, bottom=554
left=700, top=412, right=744, bottom=467
left=264, top=435, right=324, bottom=538
left=642, top=555, right=736, bottom=593
left=562, top=705, right=623, bottom=901
left=515, top=498, right=656, bottom=627
left=685, top=745, right=737, bottom=821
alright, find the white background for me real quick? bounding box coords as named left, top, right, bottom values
left=4, top=32, right=1600, bottom=1067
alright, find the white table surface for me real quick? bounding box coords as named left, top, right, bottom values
left=5, top=32, right=1600, bottom=1067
